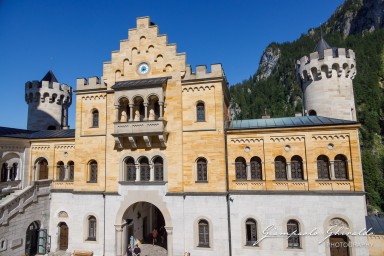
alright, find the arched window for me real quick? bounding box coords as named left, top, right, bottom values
left=317, top=155, right=330, bottom=179
left=38, top=159, right=49, bottom=180
left=235, top=157, right=247, bottom=180
left=92, top=110, right=99, bottom=128
left=287, top=220, right=300, bottom=248
left=1, top=163, right=8, bottom=182
left=196, top=102, right=205, bottom=122
left=308, top=109, right=317, bottom=116
left=10, top=163, right=18, bottom=181
left=275, top=156, right=287, bottom=180
left=89, top=160, right=98, bottom=183
left=198, top=219, right=209, bottom=247
left=291, top=155, right=303, bottom=180
left=245, top=218, right=257, bottom=246
left=140, top=157, right=150, bottom=181
left=88, top=216, right=97, bottom=241
left=250, top=157, right=262, bottom=180
left=68, top=161, right=74, bottom=181
left=125, top=157, right=136, bottom=181
left=57, top=161, right=65, bottom=181
left=334, top=155, right=348, bottom=179
left=154, top=157, right=163, bottom=181
left=197, top=158, right=207, bottom=181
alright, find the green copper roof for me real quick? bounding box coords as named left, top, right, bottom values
left=228, top=116, right=357, bottom=130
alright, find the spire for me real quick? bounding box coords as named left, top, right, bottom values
left=314, top=37, right=332, bottom=59
left=41, top=70, right=58, bottom=83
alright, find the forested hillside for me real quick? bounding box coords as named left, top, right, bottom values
left=230, top=0, right=384, bottom=212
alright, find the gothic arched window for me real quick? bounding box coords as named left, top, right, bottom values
left=287, top=220, right=300, bottom=248
left=250, top=156, right=262, bottom=180
left=334, top=154, right=348, bottom=179
left=154, top=157, right=164, bottom=181
left=198, top=219, right=209, bottom=247
left=89, top=160, right=98, bottom=183
left=197, top=158, right=207, bottom=181
left=291, top=155, right=304, bottom=180
left=196, top=102, right=205, bottom=122
left=275, top=156, right=287, bottom=180
left=125, top=157, right=136, bottom=181
left=140, top=157, right=150, bottom=181
left=317, top=155, right=330, bottom=179
left=92, top=110, right=99, bottom=128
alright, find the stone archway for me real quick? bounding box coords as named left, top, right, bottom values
left=25, top=221, right=40, bottom=256
left=115, top=195, right=173, bottom=256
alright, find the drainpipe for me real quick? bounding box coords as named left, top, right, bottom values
left=224, top=123, right=232, bottom=256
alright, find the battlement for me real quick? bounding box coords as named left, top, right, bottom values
left=297, top=48, right=356, bottom=82
left=183, top=64, right=225, bottom=81
left=76, top=76, right=106, bottom=91
left=25, top=80, right=72, bottom=105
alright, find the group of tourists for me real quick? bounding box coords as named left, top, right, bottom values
left=126, top=243, right=141, bottom=256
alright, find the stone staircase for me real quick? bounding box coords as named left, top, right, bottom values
left=139, top=244, right=167, bottom=256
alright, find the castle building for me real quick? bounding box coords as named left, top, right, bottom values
left=0, top=17, right=372, bottom=256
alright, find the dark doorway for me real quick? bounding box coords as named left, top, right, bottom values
left=25, top=221, right=40, bottom=256
left=59, top=222, right=68, bottom=250
left=330, top=235, right=350, bottom=256
left=39, top=159, right=49, bottom=180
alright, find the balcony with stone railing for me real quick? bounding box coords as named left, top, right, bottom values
left=112, top=120, right=167, bottom=149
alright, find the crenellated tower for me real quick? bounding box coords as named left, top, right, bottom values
left=296, top=38, right=357, bottom=121
left=25, top=70, right=72, bottom=130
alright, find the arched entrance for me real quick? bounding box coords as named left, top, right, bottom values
left=328, top=218, right=350, bottom=256
left=115, top=198, right=173, bottom=256
left=58, top=222, right=68, bottom=250
left=123, top=202, right=166, bottom=250
left=25, top=221, right=40, bottom=256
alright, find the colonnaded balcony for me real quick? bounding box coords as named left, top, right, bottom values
left=111, top=77, right=169, bottom=149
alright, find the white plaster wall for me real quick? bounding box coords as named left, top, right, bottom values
left=49, top=192, right=105, bottom=255
left=229, top=194, right=368, bottom=256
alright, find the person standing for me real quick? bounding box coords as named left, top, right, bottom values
left=126, top=243, right=133, bottom=256
left=133, top=244, right=141, bottom=256
left=152, top=228, right=158, bottom=245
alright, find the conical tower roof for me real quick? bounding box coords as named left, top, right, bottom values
left=314, top=37, right=333, bottom=59
left=41, top=70, right=58, bottom=83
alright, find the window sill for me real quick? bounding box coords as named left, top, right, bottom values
left=119, top=181, right=167, bottom=186
left=287, top=246, right=302, bottom=249
left=232, top=179, right=264, bottom=182
left=197, top=245, right=210, bottom=248
left=195, top=180, right=208, bottom=183
left=87, top=181, right=98, bottom=183
left=273, top=179, right=307, bottom=182
left=86, top=238, right=96, bottom=241
left=316, top=179, right=351, bottom=181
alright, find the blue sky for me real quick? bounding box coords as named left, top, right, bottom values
left=0, top=0, right=344, bottom=129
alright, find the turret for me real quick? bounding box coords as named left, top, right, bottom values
left=25, top=70, right=72, bottom=130
left=296, top=38, right=357, bottom=121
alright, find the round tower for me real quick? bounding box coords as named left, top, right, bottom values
left=296, top=38, right=357, bottom=121
left=25, top=70, right=72, bottom=130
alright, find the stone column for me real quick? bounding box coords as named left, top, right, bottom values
left=7, top=167, right=11, bottom=181
left=115, top=105, right=120, bottom=122
left=159, top=102, right=164, bottom=120
left=246, top=163, right=251, bottom=180
left=64, top=166, right=70, bottom=181
left=286, top=162, right=291, bottom=180
left=135, top=165, right=140, bottom=182
left=35, top=164, right=40, bottom=181
left=15, top=164, right=20, bottom=181
left=150, top=164, right=154, bottom=181
left=122, top=224, right=128, bottom=255
left=144, top=103, right=148, bottom=121
left=165, top=226, right=173, bottom=256
left=115, top=225, right=123, bottom=256
left=129, top=104, right=134, bottom=122
left=330, top=161, right=335, bottom=180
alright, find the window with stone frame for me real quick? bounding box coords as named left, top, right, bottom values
left=57, top=161, right=65, bottom=181
left=139, top=157, right=150, bottom=181
left=317, top=155, right=330, bottom=179
left=92, top=109, right=99, bottom=128
left=68, top=161, right=74, bottom=181
left=287, top=220, right=300, bottom=248
left=235, top=157, right=247, bottom=180
left=250, top=157, right=262, bottom=180
left=0, top=163, right=7, bottom=182
left=196, top=102, right=205, bottom=122
left=125, top=157, right=136, bottom=181
left=89, top=160, right=98, bottom=183
left=245, top=218, right=258, bottom=246
left=274, top=156, right=287, bottom=180
left=197, top=158, right=207, bottom=181
left=154, top=157, right=164, bottom=181
left=198, top=219, right=209, bottom=247
left=334, top=154, right=348, bottom=179
left=88, top=216, right=97, bottom=241
left=291, top=155, right=304, bottom=180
